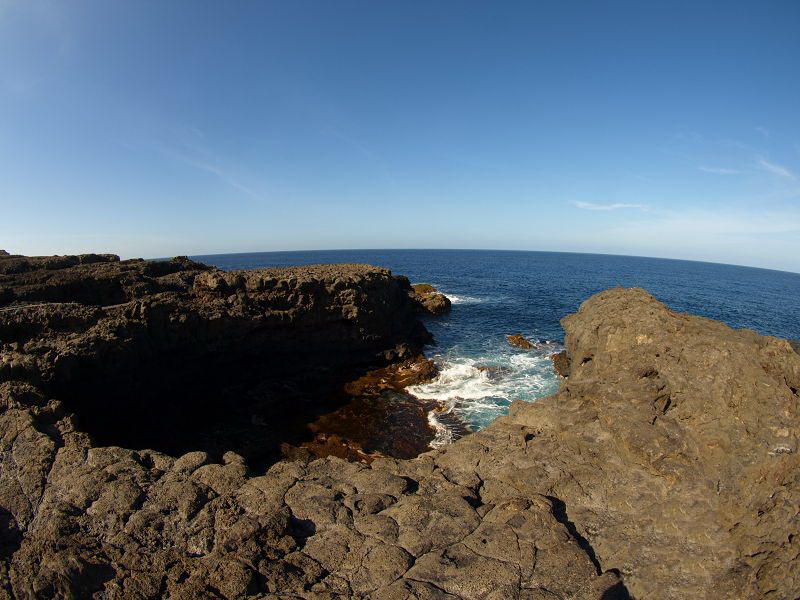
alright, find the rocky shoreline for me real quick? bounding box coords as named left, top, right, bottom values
left=1, top=253, right=798, bottom=598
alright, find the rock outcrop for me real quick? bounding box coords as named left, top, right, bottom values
left=0, top=254, right=433, bottom=466
left=506, top=332, right=534, bottom=349
left=407, top=283, right=452, bottom=316
left=1, top=255, right=798, bottom=599
left=551, top=349, right=570, bottom=377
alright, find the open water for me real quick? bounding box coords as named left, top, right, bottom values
left=195, top=249, right=800, bottom=446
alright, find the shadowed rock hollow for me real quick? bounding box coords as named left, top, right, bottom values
left=1, top=254, right=798, bottom=599
left=0, top=254, right=434, bottom=469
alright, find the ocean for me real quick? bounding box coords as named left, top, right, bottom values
left=195, top=249, right=800, bottom=445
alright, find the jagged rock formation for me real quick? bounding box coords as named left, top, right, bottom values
left=1, top=254, right=798, bottom=599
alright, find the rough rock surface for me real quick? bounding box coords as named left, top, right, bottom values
left=551, top=350, right=570, bottom=377
left=1, top=254, right=798, bottom=599
left=301, top=355, right=441, bottom=462
left=407, top=283, right=452, bottom=316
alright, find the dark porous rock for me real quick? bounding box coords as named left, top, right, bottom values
left=343, top=354, right=438, bottom=397
left=407, top=282, right=452, bottom=315
left=2, top=264, right=799, bottom=599
left=506, top=331, right=534, bottom=349
left=551, top=349, right=571, bottom=377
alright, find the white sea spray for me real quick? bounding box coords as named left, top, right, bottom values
left=408, top=344, right=562, bottom=446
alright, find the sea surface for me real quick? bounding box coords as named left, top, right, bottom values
left=195, top=249, right=800, bottom=446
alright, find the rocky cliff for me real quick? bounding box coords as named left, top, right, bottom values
left=1, top=255, right=798, bottom=599
left=0, top=253, right=435, bottom=468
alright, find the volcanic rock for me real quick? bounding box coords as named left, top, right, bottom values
left=343, top=355, right=438, bottom=396
left=551, top=349, right=570, bottom=377
left=407, top=282, right=452, bottom=315
left=0, top=254, right=432, bottom=468
left=506, top=331, right=534, bottom=349
left=297, top=355, right=440, bottom=462
left=1, top=255, right=798, bottom=599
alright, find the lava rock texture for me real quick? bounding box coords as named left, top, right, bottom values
left=0, top=253, right=798, bottom=599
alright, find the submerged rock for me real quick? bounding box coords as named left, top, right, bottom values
left=506, top=331, right=534, bottom=349
left=476, top=364, right=513, bottom=380
left=1, top=258, right=798, bottom=599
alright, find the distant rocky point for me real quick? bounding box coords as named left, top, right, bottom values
left=1, top=253, right=798, bottom=598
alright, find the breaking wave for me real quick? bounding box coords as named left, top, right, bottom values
left=408, top=343, right=562, bottom=445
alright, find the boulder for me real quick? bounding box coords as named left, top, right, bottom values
left=506, top=332, right=534, bottom=349
left=410, top=283, right=452, bottom=315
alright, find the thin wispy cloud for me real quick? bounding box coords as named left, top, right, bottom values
left=574, top=201, right=645, bottom=211
left=698, top=166, right=740, bottom=175
left=323, top=127, right=398, bottom=187
left=156, top=138, right=266, bottom=202
left=754, top=126, right=770, bottom=137
left=675, top=131, right=703, bottom=143
left=757, top=157, right=794, bottom=179
left=179, top=156, right=264, bottom=200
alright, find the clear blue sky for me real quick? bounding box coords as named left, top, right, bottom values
left=2, top=1, right=799, bottom=271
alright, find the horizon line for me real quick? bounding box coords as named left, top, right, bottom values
left=169, top=247, right=800, bottom=277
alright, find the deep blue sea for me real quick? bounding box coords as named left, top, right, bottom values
left=194, top=249, right=800, bottom=444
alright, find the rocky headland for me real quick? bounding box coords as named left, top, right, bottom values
left=1, top=253, right=798, bottom=599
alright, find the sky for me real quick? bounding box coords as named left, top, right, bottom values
left=1, top=1, right=799, bottom=272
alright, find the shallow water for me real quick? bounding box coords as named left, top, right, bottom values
left=196, top=249, right=800, bottom=444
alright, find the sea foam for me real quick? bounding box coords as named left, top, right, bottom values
left=444, top=293, right=484, bottom=305
left=408, top=346, right=561, bottom=442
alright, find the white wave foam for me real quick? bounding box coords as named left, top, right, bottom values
left=408, top=360, right=496, bottom=401
left=427, top=409, right=455, bottom=449
left=409, top=346, right=562, bottom=442
left=445, top=294, right=483, bottom=305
